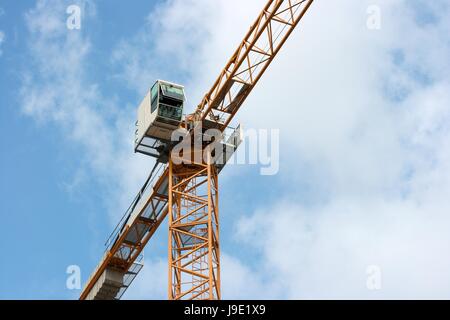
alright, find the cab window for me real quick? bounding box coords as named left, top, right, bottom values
left=150, top=83, right=158, bottom=112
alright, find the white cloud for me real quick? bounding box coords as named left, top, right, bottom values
left=236, top=199, right=450, bottom=299
left=123, top=258, right=167, bottom=300
left=220, top=253, right=282, bottom=299
left=111, top=0, right=261, bottom=99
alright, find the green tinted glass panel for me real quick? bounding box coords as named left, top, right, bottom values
left=151, top=83, right=158, bottom=101
left=158, top=104, right=182, bottom=121
left=161, top=84, right=184, bottom=101
left=150, top=83, right=158, bottom=112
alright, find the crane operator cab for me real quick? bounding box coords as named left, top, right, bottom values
left=134, top=80, right=185, bottom=160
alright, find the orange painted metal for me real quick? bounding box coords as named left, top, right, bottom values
left=168, top=159, right=220, bottom=300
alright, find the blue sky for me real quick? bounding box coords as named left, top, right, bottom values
left=1, top=0, right=450, bottom=299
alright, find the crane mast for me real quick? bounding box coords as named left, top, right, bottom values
left=80, top=0, right=314, bottom=300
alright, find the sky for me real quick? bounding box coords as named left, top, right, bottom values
left=0, top=0, right=449, bottom=299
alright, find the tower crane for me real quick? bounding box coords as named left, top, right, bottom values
left=80, top=0, right=314, bottom=300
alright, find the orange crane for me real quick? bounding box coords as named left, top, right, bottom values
left=80, top=0, right=314, bottom=300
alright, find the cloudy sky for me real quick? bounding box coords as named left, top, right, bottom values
left=0, top=0, right=449, bottom=299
